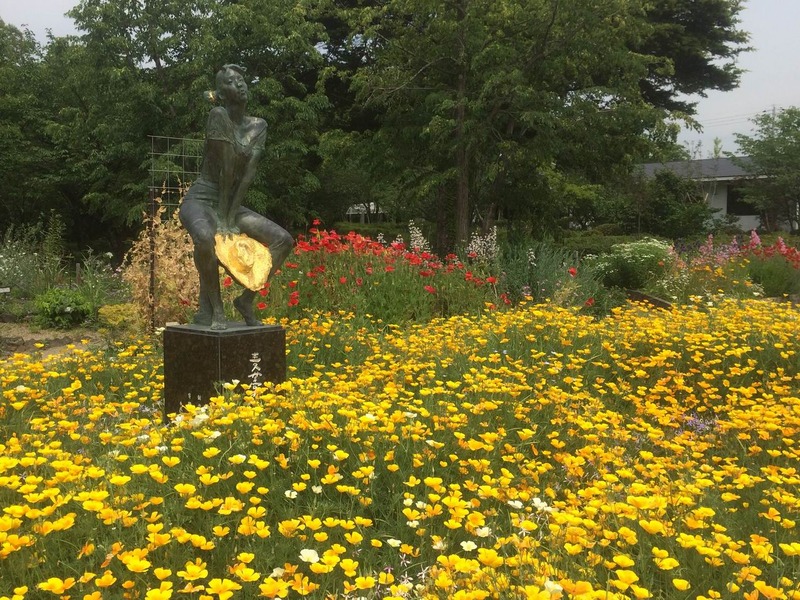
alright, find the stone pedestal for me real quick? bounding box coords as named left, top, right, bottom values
left=163, top=323, right=286, bottom=420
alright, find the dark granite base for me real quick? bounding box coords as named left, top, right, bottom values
left=163, top=323, right=286, bottom=420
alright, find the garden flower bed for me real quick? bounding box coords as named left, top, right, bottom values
left=1, top=298, right=799, bottom=599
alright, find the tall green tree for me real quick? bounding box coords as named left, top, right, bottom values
left=7, top=0, right=328, bottom=244
left=345, top=0, right=667, bottom=245
left=317, top=0, right=747, bottom=247
left=635, top=0, right=749, bottom=113
left=734, top=107, right=800, bottom=233
left=0, top=20, right=62, bottom=229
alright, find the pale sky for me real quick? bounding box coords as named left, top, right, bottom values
left=0, top=0, right=76, bottom=39
left=2, top=0, right=799, bottom=157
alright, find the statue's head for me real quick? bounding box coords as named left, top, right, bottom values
left=213, top=64, right=248, bottom=106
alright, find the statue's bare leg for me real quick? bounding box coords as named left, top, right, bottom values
left=191, top=236, right=226, bottom=330
left=193, top=288, right=213, bottom=326
left=234, top=289, right=260, bottom=326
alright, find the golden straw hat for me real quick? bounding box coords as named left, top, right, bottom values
left=215, top=233, right=272, bottom=291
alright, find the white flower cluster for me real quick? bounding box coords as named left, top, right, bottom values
left=0, top=255, right=24, bottom=284
left=0, top=242, right=33, bottom=285
left=527, top=247, right=537, bottom=267
left=466, top=226, right=499, bottom=263
left=172, top=404, right=210, bottom=429
left=408, top=220, right=430, bottom=253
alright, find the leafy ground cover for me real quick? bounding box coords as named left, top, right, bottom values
left=1, top=298, right=799, bottom=599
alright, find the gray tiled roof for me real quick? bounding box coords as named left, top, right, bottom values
left=641, top=157, right=754, bottom=181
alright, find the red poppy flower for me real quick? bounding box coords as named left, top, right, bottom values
left=339, top=276, right=347, bottom=284
left=223, top=276, right=233, bottom=287
left=257, top=302, right=267, bottom=310
left=424, top=285, right=436, bottom=294
left=568, top=267, right=577, bottom=277
left=584, top=297, right=595, bottom=307
left=486, top=276, right=497, bottom=284
left=312, top=218, right=321, bottom=225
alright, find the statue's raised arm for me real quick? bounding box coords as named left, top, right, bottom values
left=180, top=64, right=293, bottom=331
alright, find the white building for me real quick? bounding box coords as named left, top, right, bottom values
left=345, top=202, right=385, bottom=223
left=641, top=157, right=760, bottom=231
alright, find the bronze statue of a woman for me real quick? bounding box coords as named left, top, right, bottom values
left=180, top=64, right=293, bottom=330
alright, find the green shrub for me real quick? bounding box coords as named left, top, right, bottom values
left=77, top=251, right=128, bottom=310
left=620, top=170, right=715, bottom=239
left=97, top=303, right=143, bottom=333
left=647, top=259, right=757, bottom=304
left=747, top=254, right=800, bottom=297
left=559, top=234, right=646, bottom=257
left=34, top=288, right=92, bottom=329
left=498, top=240, right=576, bottom=303
left=589, top=237, right=674, bottom=290
left=494, top=239, right=623, bottom=315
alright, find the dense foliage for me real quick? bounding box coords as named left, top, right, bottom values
left=599, top=170, right=719, bottom=239
left=734, top=107, right=800, bottom=233
left=0, top=0, right=749, bottom=251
